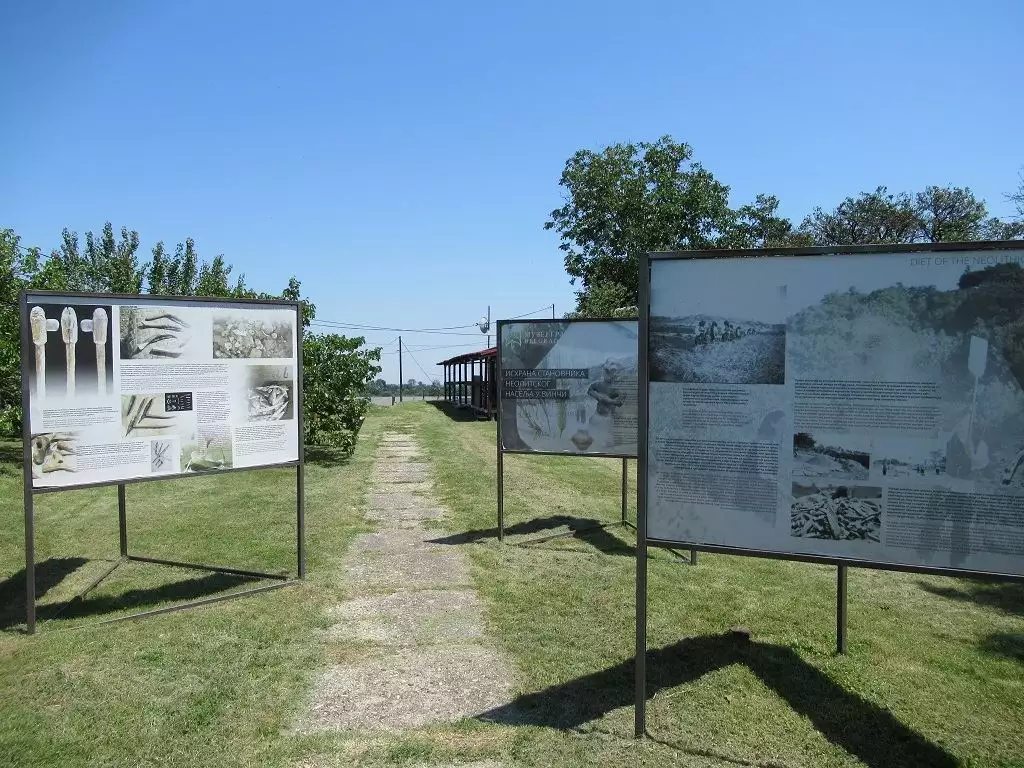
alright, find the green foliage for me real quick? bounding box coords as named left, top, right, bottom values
left=545, top=137, right=737, bottom=317
left=547, top=140, right=1022, bottom=314
left=799, top=185, right=1024, bottom=245
left=0, top=224, right=380, bottom=450
left=302, top=333, right=382, bottom=452
left=545, top=138, right=808, bottom=316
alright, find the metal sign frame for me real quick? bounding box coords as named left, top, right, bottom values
left=19, top=290, right=307, bottom=635
left=635, top=240, right=1024, bottom=738
left=496, top=317, right=638, bottom=545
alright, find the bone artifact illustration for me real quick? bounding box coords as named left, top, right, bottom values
left=29, top=307, right=53, bottom=398
left=79, top=308, right=109, bottom=394
left=60, top=307, right=78, bottom=398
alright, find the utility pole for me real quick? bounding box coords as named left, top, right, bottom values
left=486, top=305, right=491, bottom=347
left=398, top=336, right=403, bottom=403
left=551, top=303, right=555, bottom=318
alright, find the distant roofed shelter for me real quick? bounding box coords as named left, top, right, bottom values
left=438, top=346, right=496, bottom=419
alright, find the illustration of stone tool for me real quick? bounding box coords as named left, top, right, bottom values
left=80, top=308, right=109, bottom=394
left=60, top=307, right=78, bottom=397
left=29, top=307, right=56, bottom=398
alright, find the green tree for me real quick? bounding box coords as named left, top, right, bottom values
left=799, top=185, right=1023, bottom=245
left=302, top=333, right=382, bottom=453
left=799, top=187, right=919, bottom=245
left=728, top=194, right=814, bottom=249
left=545, top=137, right=739, bottom=316
left=545, top=137, right=802, bottom=316
left=1, top=225, right=379, bottom=452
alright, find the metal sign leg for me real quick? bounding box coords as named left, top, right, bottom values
left=118, top=483, right=128, bottom=557
left=621, top=458, right=628, bottom=525
left=837, top=564, right=848, bottom=654
left=297, top=463, right=306, bottom=579
left=497, top=447, right=505, bottom=543
left=24, top=485, right=36, bottom=635
left=635, top=528, right=648, bottom=738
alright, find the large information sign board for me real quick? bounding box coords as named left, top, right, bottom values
left=642, top=243, right=1024, bottom=578
left=498, top=319, right=638, bottom=457
left=23, top=292, right=301, bottom=490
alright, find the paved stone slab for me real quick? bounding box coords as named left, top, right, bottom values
left=326, top=590, right=486, bottom=646
left=349, top=529, right=439, bottom=555
left=371, top=464, right=431, bottom=483
left=369, top=482, right=435, bottom=499
left=368, top=490, right=435, bottom=510
left=345, top=548, right=472, bottom=589
left=365, top=506, right=446, bottom=524
left=299, top=646, right=514, bottom=732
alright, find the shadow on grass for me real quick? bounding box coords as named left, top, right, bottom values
left=0, top=440, right=21, bottom=465
left=425, top=399, right=487, bottom=422
left=0, top=557, right=90, bottom=630
left=305, top=445, right=353, bottom=468
left=979, top=632, right=1024, bottom=663
left=917, top=579, right=1024, bottom=618
left=427, top=515, right=634, bottom=556
left=39, top=571, right=259, bottom=623
left=479, top=632, right=957, bottom=768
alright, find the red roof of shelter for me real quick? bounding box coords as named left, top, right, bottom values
left=437, top=347, right=496, bottom=365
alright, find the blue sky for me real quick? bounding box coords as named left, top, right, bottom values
left=2, top=0, right=1021, bottom=382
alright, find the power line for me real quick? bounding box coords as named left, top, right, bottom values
left=381, top=342, right=481, bottom=354
left=512, top=303, right=556, bottom=319
left=311, top=320, right=483, bottom=336
left=401, top=341, right=436, bottom=382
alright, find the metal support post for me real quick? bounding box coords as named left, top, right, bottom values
left=297, top=463, right=306, bottom=578
left=621, top=457, right=629, bottom=525
left=20, top=294, right=37, bottom=635
left=837, top=564, right=848, bottom=654
left=497, top=446, right=505, bottom=543
left=118, top=483, right=128, bottom=556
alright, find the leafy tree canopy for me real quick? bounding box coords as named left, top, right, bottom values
left=1, top=223, right=379, bottom=454
left=548, top=138, right=1023, bottom=316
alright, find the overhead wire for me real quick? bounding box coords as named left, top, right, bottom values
left=401, top=341, right=437, bottom=382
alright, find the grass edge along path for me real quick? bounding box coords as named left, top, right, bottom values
left=401, top=402, right=1024, bottom=768
left=0, top=419, right=384, bottom=768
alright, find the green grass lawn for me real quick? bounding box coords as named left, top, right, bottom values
left=1, top=402, right=1022, bottom=767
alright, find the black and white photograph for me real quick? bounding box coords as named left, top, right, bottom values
left=180, top=429, right=233, bottom=472
left=30, top=432, right=78, bottom=478
left=246, top=365, right=294, bottom=421
left=500, top=320, right=638, bottom=455
left=122, top=394, right=181, bottom=437
left=649, top=264, right=787, bottom=385
left=871, top=436, right=946, bottom=480
left=27, top=303, right=113, bottom=399
left=790, top=482, right=882, bottom=542
left=119, top=305, right=195, bottom=360
left=212, top=311, right=293, bottom=359
left=793, top=431, right=870, bottom=481
left=150, top=439, right=174, bottom=472
left=787, top=256, right=1024, bottom=493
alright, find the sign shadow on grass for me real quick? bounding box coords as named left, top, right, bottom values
left=477, top=632, right=958, bottom=768
left=0, top=557, right=89, bottom=630
left=427, top=515, right=634, bottom=557
left=0, top=561, right=260, bottom=630
left=916, top=579, right=1024, bottom=618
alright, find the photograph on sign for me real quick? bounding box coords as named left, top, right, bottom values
left=646, top=247, right=1024, bottom=577
left=499, top=320, right=638, bottom=456
left=25, top=295, right=300, bottom=490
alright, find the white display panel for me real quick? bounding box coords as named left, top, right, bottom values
left=499, top=320, right=638, bottom=457
left=24, top=293, right=300, bottom=489
left=646, top=247, right=1024, bottom=577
